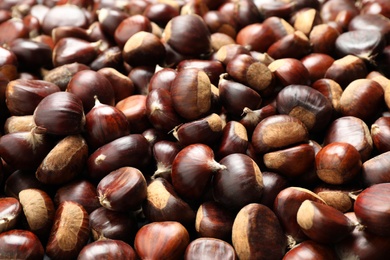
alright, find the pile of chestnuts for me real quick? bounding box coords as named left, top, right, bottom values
left=0, top=0, right=390, bottom=259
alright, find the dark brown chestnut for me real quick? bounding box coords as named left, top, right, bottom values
left=309, top=23, right=340, bottom=55
left=85, top=97, right=130, bottom=150
left=267, top=31, right=312, bottom=60
left=236, top=23, right=275, bottom=52
left=0, top=197, right=21, bottom=233
left=114, top=14, right=152, bottom=48
left=213, top=153, right=263, bottom=211
left=97, top=67, right=134, bottom=103
left=97, top=166, right=147, bottom=212
left=283, top=240, right=339, bottom=260
left=268, top=58, right=311, bottom=87
left=185, top=238, right=237, bottom=260
left=276, top=84, right=333, bottom=132
left=35, top=135, right=89, bottom=185
left=301, top=53, right=335, bottom=83
left=33, top=91, right=86, bottom=135
left=163, top=14, right=211, bottom=57
left=232, top=203, right=287, bottom=260
left=87, top=134, right=152, bottom=182
left=46, top=201, right=90, bottom=260
left=251, top=114, right=309, bottom=154
left=54, top=179, right=100, bottom=214
left=143, top=177, right=195, bottom=226
left=66, top=69, right=115, bottom=113
left=170, top=68, right=212, bottom=120
left=371, top=116, right=390, bottom=153
left=0, top=229, right=44, bottom=259
left=42, top=62, right=90, bottom=91
left=78, top=239, right=137, bottom=260
left=134, top=221, right=190, bottom=260
left=216, top=121, right=248, bottom=159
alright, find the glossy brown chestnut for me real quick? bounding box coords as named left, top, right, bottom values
left=213, top=153, right=263, bottom=211
left=251, top=114, right=309, bottom=154
left=213, top=44, right=251, bottom=66
left=185, top=238, right=237, bottom=260
left=232, top=203, right=287, bottom=260
left=85, top=97, right=130, bottom=150
left=171, top=143, right=226, bottom=201
left=195, top=200, right=235, bottom=241
left=218, top=0, right=261, bottom=30
left=90, top=46, right=124, bottom=72
left=324, top=55, right=368, bottom=89
left=89, top=207, right=137, bottom=243
left=18, top=188, right=55, bottom=241
left=226, top=54, right=274, bottom=93
left=283, top=240, right=339, bottom=260
left=134, top=221, right=190, bottom=260
left=309, top=23, right=340, bottom=55
left=216, top=121, right=248, bottom=159
left=0, top=229, right=44, bottom=259
left=67, top=69, right=115, bottom=113
left=267, top=31, right=312, bottom=60
left=4, top=170, right=48, bottom=199
left=0, top=129, right=54, bottom=170
left=301, top=53, right=335, bottom=83
left=97, top=8, right=129, bottom=37
left=236, top=23, right=275, bottom=52
left=143, top=177, right=195, bottom=226
left=170, top=68, right=212, bottom=120
left=354, top=183, right=390, bottom=236
left=173, top=113, right=223, bottom=146
left=5, top=79, right=60, bottom=116
left=46, top=201, right=90, bottom=260
left=371, top=116, right=390, bottom=153
left=54, top=179, right=100, bottom=214
left=268, top=58, right=311, bottom=87
left=259, top=171, right=290, bottom=209
left=297, top=200, right=356, bottom=244
left=122, top=31, right=166, bottom=67
left=0, top=18, right=29, bottom=45
left=324, top=116, right=373, bottom=162
left=338, top=79, right=384, bottom=122
left=146, top=88, right=183, bottom=132
left=33, top=91, right=86, bottom=135
left=218, top=74, right=262, bottom=117
left=97, top=166, right=147, bottom=212
left=311, top=78, right=343, bottom=114
left=97, top=67, right=134, bottom=103
left=163, top=14, right=211, bottom=57
left=316, top=142, right=362, bottom=185
left=239, top=104, right=278, bottom=135
left=273, top=187, right=326, bottom=243
left=177, top=59, right=225, bottom=87
left=263, top=143, right=315, bottom=179
left=276, top=84, right=333, bottom=132
left=151, top=140, right=181, bottom=180
left=78, top=239, right=137, bottom=260
left=114, top=14, right=152, bottom=48
left=0, top=197, right=21, bottom=233
left=0, top=46, right=18, bottom=81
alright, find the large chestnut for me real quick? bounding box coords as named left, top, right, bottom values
left=185, top=238, right=237, bottom=260
left=0, top=229, right=44, bottom=259
left=0, top=197, right=21, bottom=233
left=232, top=203, right=287, bottom=260
left=78, top=239, right=137, bottom=260
left=134, top=221, right=190, bottom=260
left=97, top=166, right=147, bottom=212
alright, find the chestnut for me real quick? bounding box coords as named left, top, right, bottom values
left=97, top=8, right=129, bottom=37
left=122, top=31, right=166, bottom=67
left=213, top=153, right=263, bottom=211
left=251, top=114, right=309, bottom=154
left=354, top=183, right=390, bottom=236
left=276, top=84, right=333, bottom=132
left=0, top=197, right=21, bottom=233
left=371, top=116, right=390, bottom=153
left=4, top=170, right=49, bottom=199
left=177, top=59, right=225, bottom=87
left=18, top=188, right=55, bottom=241
left=173, top=113, right=223, bottom=147
left=311, top=78, right=343, bottom=114
left=0, top=229, right=44, bottom=259
left=324, top=116, right=373, bottom=162
left=134, top=221, right=190, bottom=260
left=268, top=58, right=311, bottom=87
left=283, top=239, right=339, bottom=260
left=239, top=104, right=278, bottom=135
left=236, top=23, right=275, bottom=52
left=85, top=97, right=130, bottom=150
left=297, top=200, right=356, bottom=244
left=232, top=203, right=287, bottom=260
left=54, top=179, right=100, bottom=214
left=87, top=134, right=152, bottom=182
left=143, top=177, right=195, bottom=226
left=35, top=134, right=89, bottom=185
left=316, top=142, right=362, bottom=185
left=309, top=23, right=340, bottom=55
left=216, top=121, right=248, bottom=159
left=170, top=68, right=212, bottom=120
left=97, top=166, right=147, bottom=212
left=259, top=171, right=290, bottom=209
left=338, top=79, right=384, bottom=123
left=66, top=69, right=115, bottom=113
left=267, top=31, right=312, bottom=60
left=5, top=79, right=60, bottom=116
left=97, top=67, right=134, bottom=103
left=33, top=91, right=86, bottom=136
left=171, top=143, right=226, bottom=201
left=273, top=187, right=326, bottom=244
left=213, top=43, right=251, bottom=66
left=151, top=140, right=181, bottom=180
left=46, top=201, right=90, bottom=260
left=185, top=238, right=237, bottom=260
left=163, top=14, right=211, bottom=57
left=89, top=207, right=138, bottom=244
left=78, top=239, right=137, bottom=260
left=263, top=143, right=315, bottom=179
left=195, top=201, right=235, bottom=242
left=42, top=62, right=89, bottom=91
left=114, top=14, right=152, bottom=48
left=301, top=53, right=335, bottom=83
